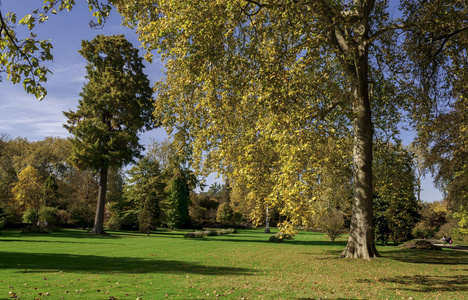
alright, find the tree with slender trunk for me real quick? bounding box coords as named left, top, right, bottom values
left=64, top=34, right=154, bottom=234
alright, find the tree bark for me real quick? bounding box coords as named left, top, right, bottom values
left=91, top=165, right=108, bottom=234
left=340, top=47, right=379, bottom=259
left=339, top=1, right=379, bottom=259
left=340, top=80, right=379, bottom=259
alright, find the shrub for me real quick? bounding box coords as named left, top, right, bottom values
left=1, top=205, right=21, bottom=225
left=316, top=209, right=345, bottom=241
left=412, top=223, right=434, bottom=239
left=206, top=230, right=218, bottom=236
left=38, top=206, right=58, bottom=224
left=184, top=231, right=206, bottom=238
left=22, top=209, right=37, bottom=224
left=269, top=234, right=283, bottom=243
left=435, top=220, right=458, bottom=239
left=183, top=228, right=238, bottom=238
left=268, top=232, right=293, bottom=243
left=56, top=209, right=72, bottom=225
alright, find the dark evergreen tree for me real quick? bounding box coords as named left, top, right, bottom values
left=64, top=34, right=154, bottom=234
left=164, top=168, right=191, bottom=229
left=373, top=142, right=422, bottom=244
left=124, top=156, right=165, bottom=234
left=42, top=174, right=59, bottom=207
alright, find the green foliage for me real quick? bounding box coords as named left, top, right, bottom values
left=189, top=193, right=219, bottom=224
left=67, top=170, right=98, bottom=229
left=216, top=202, right=234, bottom=224
left=412, top=225, right=434, bottom=239
left=452, top=206, right=468, bottom=241
left=64, top=34, right=154, bottom=234
left=0, top=1, right=112, bottom=99
left=0, top=205, right=5, bottom=230
left=42, top=174, right=59, bottom=207
left=0, top=10, right=52, bottom=99
left=22, top=208, right=37, bottom=224
left=124, top=157, right=166, bottom=234
left=64, top=34, right=154, bottom=173
left=38, top=206, right=58, bottom=224
left=416, top=201, right=448, bottom=236
left=421, top=96, right=468, bottom=210
left=373, top=142, right=421, bottom=244
left=163, top=171, right=191, bottom=229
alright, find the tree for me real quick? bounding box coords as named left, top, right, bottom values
left=163, top=168, right=192, bottom=229
left=373, top=142, right=421, bottom=244
left=67, top=169, right=99, bottom=229
left=42, top=174, right=59, bottom=207
left=64, top=34, right=154, bottom=234
left=112, top=0, right=467, bottom=259
left=420, top=96, right=468, bottom=211
left=124, top=156, right=166, bottom=234
left=217, top=202, right=234, bottom=224
left=189, top=192, right=219, bottom=224
left=11, top=166, right=43, bottom=222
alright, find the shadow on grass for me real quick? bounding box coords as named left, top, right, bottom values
left=358, top=274, right=468, bottom=293
left=383, top=248, right=468, bottom=265
left=0, top=230, right=124, bottom=240
left=186, top=233, right=349, bottom=248
left=0, top=251, right=256, bottom=276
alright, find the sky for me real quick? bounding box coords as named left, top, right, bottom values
left=0, top=1, right=444, bottom=202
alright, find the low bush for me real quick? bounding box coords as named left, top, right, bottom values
left=269, top=232, right=293, bottom=243
left=184, top=231, right=206, bottom=238
left=183, top=228, right=238, bottom=238
left=412, top=225, right=434, bottom=239
left=206, top=230, right=218, bottom=236
left=269, top=235, right=283, bottom=243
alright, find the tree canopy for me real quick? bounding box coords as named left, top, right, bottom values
left=112, top=0, right=467, bottom=259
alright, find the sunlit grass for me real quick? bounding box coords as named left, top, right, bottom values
left=1, top=229, right=467, bottom=299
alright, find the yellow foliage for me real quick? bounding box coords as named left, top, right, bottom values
left=11, top=166, right=43, bottom=212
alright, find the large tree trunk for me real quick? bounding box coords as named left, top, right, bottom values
left=91, top=165, right=108, bottom=234
left=340, top=80, right=379, bottom=259
left=340, top=44, right=379, bottom=259
left=328, top=0, right=379, bottom=260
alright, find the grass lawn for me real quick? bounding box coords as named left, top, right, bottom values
left=1, top=228, right=467, bottom=300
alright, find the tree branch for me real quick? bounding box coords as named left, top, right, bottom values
left=0, top=9, right=37, bottom=81
left=431, top=26, right=468, bottom=58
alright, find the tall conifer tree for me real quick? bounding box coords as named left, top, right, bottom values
left=64, top=34, right=154, bottom=234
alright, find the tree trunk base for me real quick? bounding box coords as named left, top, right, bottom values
left=91, top=225, right=105, bottom=235
left=340, top=231, right=380, bottom=260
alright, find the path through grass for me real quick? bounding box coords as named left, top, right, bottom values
left=1, top=229, right=467, bottom=299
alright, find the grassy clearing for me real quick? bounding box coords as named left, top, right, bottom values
left=1, top=229, right=467, bottom=300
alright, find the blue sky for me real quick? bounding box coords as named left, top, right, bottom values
left=0, top=1, right=444, bottom=202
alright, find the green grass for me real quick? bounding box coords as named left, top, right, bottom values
left=1, top=229, right=467, bottom=299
